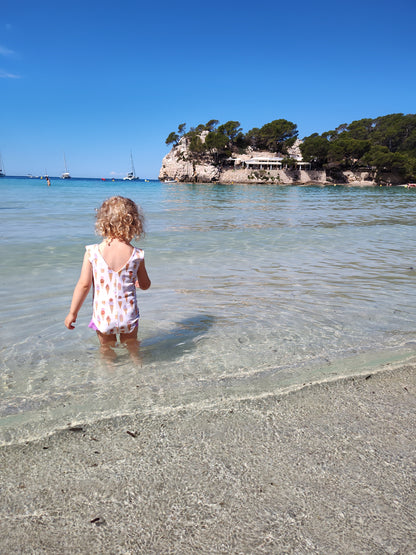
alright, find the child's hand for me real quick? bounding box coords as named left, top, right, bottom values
left=65, top=313, right=77, bottom=329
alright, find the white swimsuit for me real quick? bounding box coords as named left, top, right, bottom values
left=87, top=243, right=144, bottom=335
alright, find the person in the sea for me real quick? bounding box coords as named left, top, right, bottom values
left=64, top=196, right=151, bottom=358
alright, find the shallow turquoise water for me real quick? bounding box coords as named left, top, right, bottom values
left=1, top=177, right=416, bottom=443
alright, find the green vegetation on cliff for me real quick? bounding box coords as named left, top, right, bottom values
left=165, top=114, right=416, bottom=182
left=300, top=114, right=416, bottom=182
left=165, top=119, right=298, bottom=160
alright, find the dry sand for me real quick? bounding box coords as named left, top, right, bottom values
left=1, top=364, right=416, bottom=554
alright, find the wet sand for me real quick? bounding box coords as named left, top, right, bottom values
left=1, top=364, right=416, bottom=554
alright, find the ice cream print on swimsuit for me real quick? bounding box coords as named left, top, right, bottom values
left=87, top=243, right=144, bottom=334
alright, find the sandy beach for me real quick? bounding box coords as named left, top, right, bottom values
left=1, top=363, right=415, bottom=554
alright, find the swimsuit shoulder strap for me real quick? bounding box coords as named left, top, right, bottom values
left=85, top=243, right=99, bottom=262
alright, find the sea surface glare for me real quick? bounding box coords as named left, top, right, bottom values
left=1, top=178, right=416, bottom=444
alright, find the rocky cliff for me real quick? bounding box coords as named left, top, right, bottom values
left=159, top=136, right=377, bottom=186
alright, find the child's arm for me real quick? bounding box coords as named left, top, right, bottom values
left=136, top=258, right=151, bottom=290
left=64, top=252, right=93, bottom=329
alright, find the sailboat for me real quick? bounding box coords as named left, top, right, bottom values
left=0, top=153, right=5, bottom=177
left=61, top=154, right=71, bottom=179
left=123, top=151, right=139, bottom=181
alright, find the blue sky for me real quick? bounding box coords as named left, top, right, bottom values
left=1, top=0, right=415, bottom=178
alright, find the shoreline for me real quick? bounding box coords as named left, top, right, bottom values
left=163, top=179, right=413, bottom=187
left=1, top=363, right=416, bottom=553
left=2, top=175, right=413, bottom=187
left=2, top=351, right=415, bottom=449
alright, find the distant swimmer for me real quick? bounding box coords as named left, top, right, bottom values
left=46, top=177, right=51, bottom=186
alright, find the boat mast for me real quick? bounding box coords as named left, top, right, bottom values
left=130, top=151, right=136, bottom=178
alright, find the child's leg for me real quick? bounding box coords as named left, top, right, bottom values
left=96, top=330, right=117, bottom=360
left=120, top=327, right=141, bottom=362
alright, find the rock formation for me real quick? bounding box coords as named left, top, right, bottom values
left=159, top=136, right=376, bottom=186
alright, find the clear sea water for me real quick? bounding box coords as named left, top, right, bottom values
left=1, top=177, right=416, bottom=444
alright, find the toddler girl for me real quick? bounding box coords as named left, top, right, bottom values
left=65, top=196, right=151, bottom=355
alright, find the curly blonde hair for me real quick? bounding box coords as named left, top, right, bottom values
left=95, top=196, right=145, bottom=241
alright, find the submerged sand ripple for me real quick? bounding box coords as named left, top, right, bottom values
left=1, top=365, right=416, bottom=554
